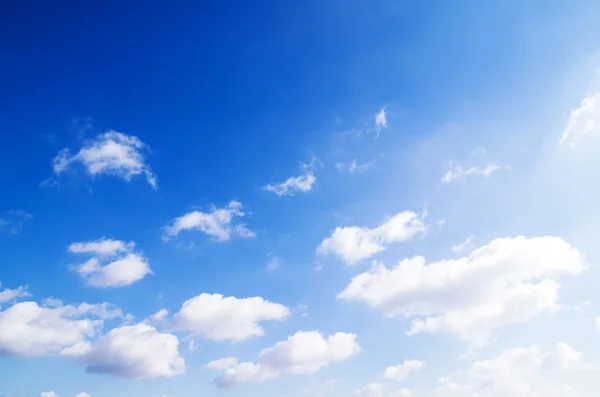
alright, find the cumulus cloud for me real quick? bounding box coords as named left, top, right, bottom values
left=0, top=300, right=125, bottom=357
left=214, top=331, right=360, bottom=388
left=163, top=201, right=254, bottom=241
left=317, top=211, right=426, bottom=265
left=69, top=323, right=185, bottom=379
left=338, top=236, right=586, bottom=347
left=69, top=239, right=151, bottom=288
left=263, top=173, right=316, bottom=196
left=441, top=162, right=504, bottom=184
left=205, top=357, right=239, bottom=370
left=40, top=393, right=59, bottom=397
left=437, top=343, right=595, bottom=396
left=560, top=92, right=600, bottom=147
left=49, top=130, right=157, bottom=189
left=383, top=359, right=425, bottom=381
left=0, top=282, right=30, bottom=304
left=169, top=293, right=289, bottom=342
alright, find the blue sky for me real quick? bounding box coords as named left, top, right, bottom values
left=2, top=1, right=600, bottom=397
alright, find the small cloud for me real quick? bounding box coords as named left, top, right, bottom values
left=46, top=129, right=157, bottom=189
left=441, top=162, right=506, bottom=184
left=163, top=201, right=254, bottom=242
left=263, top=173, right=316, bottom=197
left=560, top=92, right=600, bottom=147
left=451, top=236, right=473, bottom=254
left=471, top=147, right=487, bottom=157
left=375, top=108, right=388, bottom=134
left=68, top=238, right=152, bottom=288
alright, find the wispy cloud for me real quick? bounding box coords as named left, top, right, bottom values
left=441, top=162, right=505, bottom=184
left=560, top=92, right=600, bottom=147
left=0, top=210, right=32, bottom=235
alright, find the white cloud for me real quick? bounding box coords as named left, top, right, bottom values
left=214, top=331, right=360, bottom=388
left=69, top=239, right=151, bottom=288
left=357, top=382, right=385, bottom=397
left=451, top=236, right=473, bottom=254
left=317, top=211, right=426, bottom=265
left=205, top=357, right=239, bottom=370
left=376, top=108, right=388, bottom=131
left=163, top=201, right=254, bottom=241
left=356, top=383, right=411, bottom=397
left=383, top=359, right=425, bottom=381
left=68, top=239, right=133, bottom=256
left=70, top=323, right=185, bottom=379
left=266, top=254, right=281, bottom=271
left=40, top=393, right=59, bottom=397
left=441, top=162, right=504, bottom=184
left=75, top=393, right=91, bottom=397
left=263, top=172, right=316, bottom=196
left=338, top=236, right=586, bottom=347
left=560, top=92, right=600, bottom=147
left=50, top=130, right=157, bottom=189
left=169, top=293, right=290, bottom=342
left=437, top=343, right=594, bottom=396
left=0, top=282, right=30, bottom=304
left=0, top=300, right=125, bottom=357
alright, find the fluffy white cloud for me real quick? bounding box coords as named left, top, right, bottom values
left=70, top=323, right=185, bottom=379
left=169, top=293, right=289, bottom=342
left=205, top=357, right=239, bottom=370
left=0, top=301, right=124, bottom=357
left=441, top=162, right=504, bottom=183
left=0, top=282, right=30, bottom=304
left=51, top=130, right=157, bottom=189
left=75, top=394, right=91, bottom=397
left=338, top=236, right=586, bottom=347
left=437, top=343, right=594, bottom=396
left=383, top=359, right=425, bottom=381
left=214, top=331, right=360, bottom=388
left=69, top=239, right=151, bottom=288
left=318, top=211, right=426, bottom=265
left=560, top=92, right=600, bottom=147
left=263, top=172, right=316, bottom=196
left=163, top=201, right=254, bottom=241
left=40, top=393, right=59, bottom=397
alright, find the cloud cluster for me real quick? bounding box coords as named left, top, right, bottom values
left=338, top=236, right=586, bottom=347
left=68, top=238, right=152, bottom=288
left=213, top=331, right=360, bottom=388
left=163, top=201, right=254, bottom=241
left=437, top=342, right=596, bottom=396
left=0, top=282, right=30, bottom=305
left=356, top=382, right=412, bottom=397
left=383, top=360, right=425, bottom=381
left=318, top=211, right=426, bottom=265
left=0, top=300, right=124, bottom=357
left=50, top=130, right=157, bottom=189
